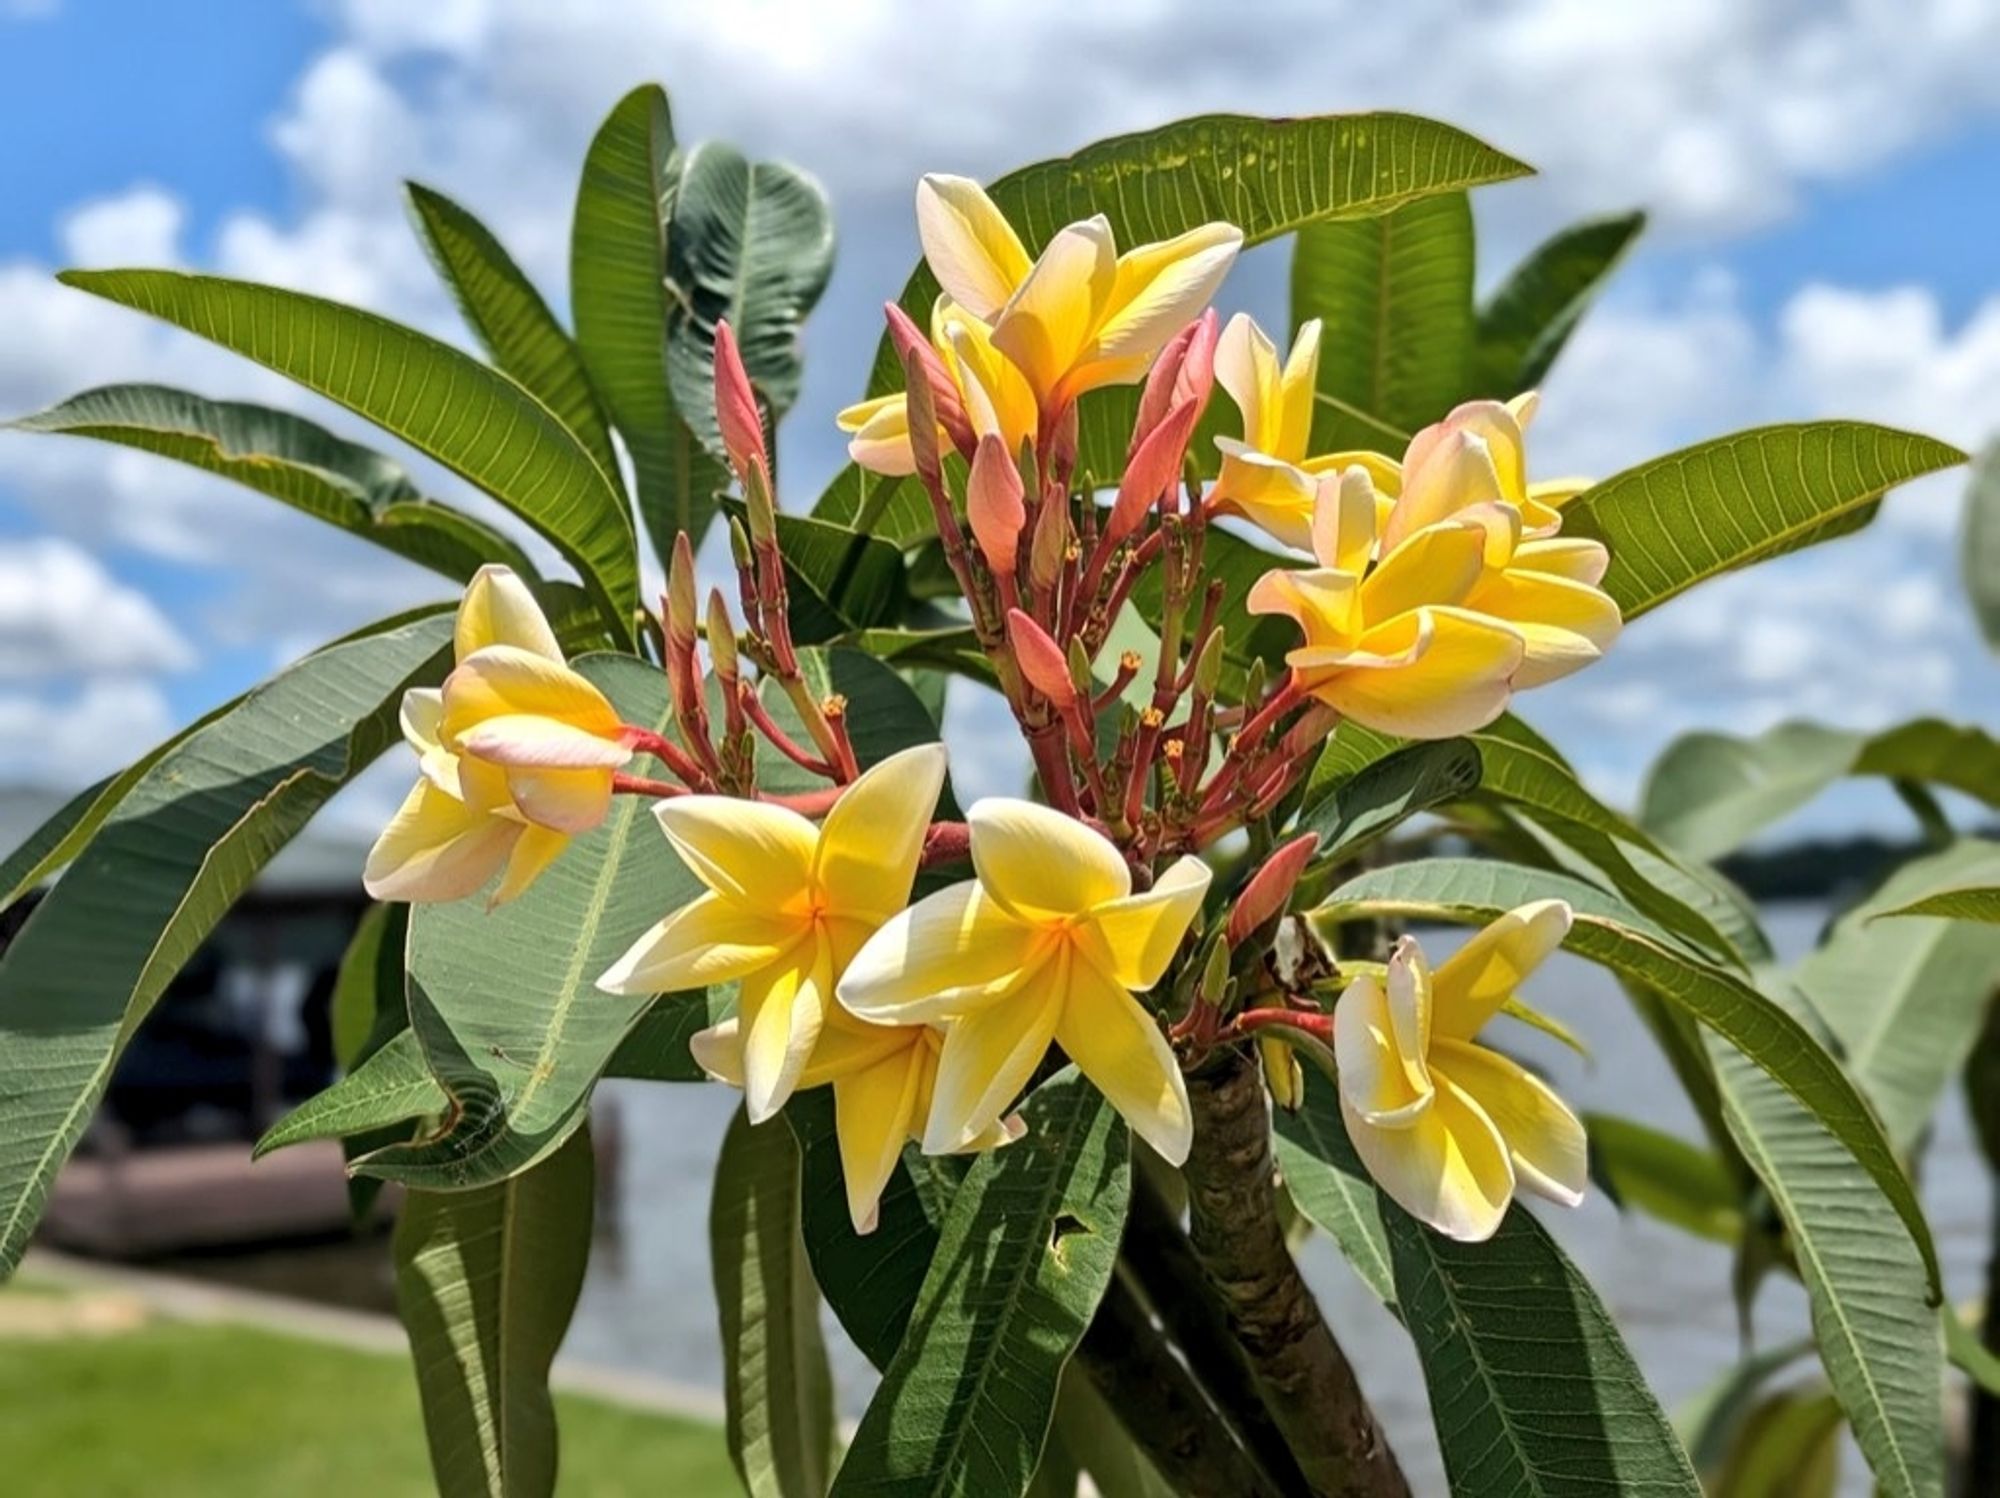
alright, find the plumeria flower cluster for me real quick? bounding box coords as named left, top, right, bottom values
left=364, top=173, right=1615, bottom=1244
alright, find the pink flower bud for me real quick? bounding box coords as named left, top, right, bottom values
left=967, top=434, right=1026, bottom=576
left=1006, top=608, right=1076, bottom=708
left=1133, top=309, right=1218, bottom=458
left=713, top=321, right=768, bottom=478
left=1226, top=830, right=1320, bottom=947
left=1108, top=398, right=1200, bottom=542
left=884, top=302, right=974, bottom=456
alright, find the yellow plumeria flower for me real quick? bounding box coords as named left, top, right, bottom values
left=915, top=173, right=1241, bottom=411
left=597, top=744, right=949, bottom=1124
left=1247, top=468, right=1528, bottom=738
left=692, top=1006, right=1022, bottom=1234
left=837, top=298, right=1036, bottom=477
left=1376, top=393, right=1592, bottom=550
left=364, top=566, right=629, bottom=906
left=1336, top=901, right=1586, bottom=1242
left=838, top=799, right=1211, bottom=1165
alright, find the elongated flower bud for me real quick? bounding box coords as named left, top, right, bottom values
left=1007, top=608, right=1075, bottom=707
left=1226, top=830, right=1319, bottom=947
left=667, top=531, right=698, bottom=651
left=899, top=342, right=944, bottom=491
left=1109, top=398, right=1200, bottom=542
left=966, top=433, right=1026, bottom=576
left=884, top=302, right=973, bottom=454
left=1133, top=309, right=1218, bottom=458
left=706, top=589, right=738, bottom=683
left=1029, top=489, right=1071, bottom=593
left=1259, top=1033, right=1305, bottom=1112
left=1193, top=627, right=1226, bottom=695
left=713, top=320, right=768, bottom=480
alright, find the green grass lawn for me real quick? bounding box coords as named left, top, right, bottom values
left=0, top=1284, right=737, bottom=1497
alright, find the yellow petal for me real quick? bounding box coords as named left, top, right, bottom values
left=1430, top=899, right=1573, bottom=1041
left=1510, top=536, right=1610, bottom=585
left=1526, top=476, right=1593, bottom=512
left=458, top=714, right=633, bottom=769
left=1090, top=223, right=1243, bottom=375
left=1381, top=429, right=1506, bottom=553
left=689, top=1018, right=744, bottom=1087
left=1433, top=1038, right=1587, bottom=1208
left=1248, top=566, right=1363, bottom=647
left=1310, top=608, right=1524, bottom=738
left=490, top=822, right=568, bottom=907
left=1276, top=319, right=1322, bottom=461
left=921, top=970, right=1063, bottom=1153
left=968, top=797, right=1130, bottom=920
left=816, top=743, right=949, bottom=923
left=1304, top=448, right=1404, bottom=498
left=504, top=765, right=613, bottom=835
left=937, top=303, right=1038, bottom=452
left=595, top=890, right=798, bottom=995
left=1308, top=466, right=1377, bottom=576
left=653, top=796, right=817, bottom=907
left=455, top=564, right=562, bottom=663
left=402, top=687, right=445, bottom=756
left=1463, top=569, right=1622, bottom=688
left=363, top=777, right=520, bottom=904
left=838, top=881, right=1044, bottom=1023
left=1215, top=313, right=1280, bottom=451
left=838, top=394, right=917, bottom=477
left=990, top=216, right=1116, bottom=403
left=800, top=1005, right=917, bottom=1088
left=1343, top=1069, right=1516, bottom=1242
left=1079, top=855, right=1211, bottom=990
left=740, top=937, right=833, bottom=1123
left=1333, top=971, right=1431, bottom=1126
left=1055, top=960, right=1193, bottom=1165
left=1211, top=441, right=1318, bottom=552
left=442, top=645, right=623, bottom=741
left=833, top=1047, right=926, bottom=1234
left=915, top=174, right=1032, bottom=323
left=1359, top=520, right=1487, bottom=624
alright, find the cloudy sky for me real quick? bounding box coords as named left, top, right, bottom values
left=3, top=0, right=1998, bottom=839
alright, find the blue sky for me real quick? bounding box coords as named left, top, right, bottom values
left=2, top=0, right=1999, bottom=838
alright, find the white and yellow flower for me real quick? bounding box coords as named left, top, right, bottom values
left=1336, top=900, right=1587, bottom=1242
left=838, top=297, right=1037, bottom=477
left=914, top=173, right=1241, bottom=412
left=839, top=799, right=1210, bottom=1165
left=364, top=565, right=631, bottom=906
left=597, top=745, right=949, bottom=1124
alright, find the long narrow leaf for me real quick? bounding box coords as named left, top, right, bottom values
left=1472, top=209, right=1645, bottom=396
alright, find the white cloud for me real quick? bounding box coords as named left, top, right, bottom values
left=0, top=538, right=194, bottom=679
left=0, top=678, right=173, bottom=784
left=60, top=186, right=186, bottom=268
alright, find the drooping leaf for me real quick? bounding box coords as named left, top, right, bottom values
left=1292, top=737, right=1481, bottom=867
left=1583, top=1111, right=1743, bottom=1243
left=353, top=655, right=696, bottom=1190
left=255, top=1027, right=446, bottom=1159
left=407, top=182, right=621, bottom=483
left=1270, top=1068, right=1396, bottom=1309
left=394, top=1127, right=594, bottom=1498
left=1562, top=422, right=1965, bottom=621
left=10, top=383, right=536, bottom=583
left=1705, top=983, right=1944, bottom=1498
left=711, top=1105, right=836, bottom=1498
left=665, top=143, right=834, bottom=457
left=1882, top=884, right=2000, bottom=922
left=819, top=111, right=1533, bottom=543
left=1675, top=1338, right=1816, bottom=1476
left=1315, top=858, right=1941, bottom=1293
left=831, top=1068, right=1130, bottom=1498
left=1471, top=209, right=1645, bottom=396
left=571, top=83, right=729, bottom=560
left=1962, top=438, right=2000, bottom=652
left=1290, top=191, right=1473, bottom=452
left=1792, top=840, right=2000, bottom=1151
left=0, top=613, right=452, bottom=1274
left=1702, top=1387, right=1845, bottom=1498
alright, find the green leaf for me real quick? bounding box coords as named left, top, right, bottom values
left=330, top=901, right=398, bottom=1071
left=665, top=143, right=835, bottom=457
left=1293, top=737, right=1481, bottom=867
left=1290, top=191, right=1473, bottom=451
left=1583, top=1111, right=1742, bottom=1243
left=571, top=83, right=728, bottom=560
left=1704, top=1387, right=1844, bottom=1498
left=60, top=271, right=640, bottom=635
left=1270, top=1069, right=1396, bottom=1309
left=1472, top=210, right=1645, bottom=396
left=0, top=613, right=451, bottom=1275
left=255, top=1028, right=446, bottom=1158
left=1961, top=439, right=2000, bottom=651
left=10, top=383, right=537, bottom=583
left=819, top=110, right=1533, bottom=543
left=1675, top=1338, right=1815, bottom=1476
left=1704, top=991, right=1944, bottom=1498
left=1642, top=717, right=2000, bottom=862
left=1563, top=422, right=1966, bottom=621
left=1386, top=1176, right=1701, bottom=1495
left=1793, top=840, right=2000, bottom=1151
left=407, top=182, right=621, bottom=484
left=711, top=1105, right=836, bottom=1498
left=1882, top=884, right=2000, bottom=921
left=831, top=1068, right=1130, bottom=1498
left=394, top=1127, right=594, bottom=1498
left=603, top=991, right=733, bottom=1083
left=354, top=655, right=696, bottom=1189
left=1315, top=857, right=1942, bottom=1294
left=743, top=506, right=909, bottom=642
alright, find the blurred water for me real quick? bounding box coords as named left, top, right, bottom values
left=561, top=902, right=1994, bottom=1492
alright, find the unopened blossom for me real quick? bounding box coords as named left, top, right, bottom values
left=597, top=744, right=948, bottom=1123
left=839, top=799, right=1210, bottom=1164
left=364, top=565, right=631, bottom=906
left=838, top=298, right=1035, bottom=477
left=1336, top=900, right=1586, bottom=1242
left=915, top=173, right=1241, bottom=410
